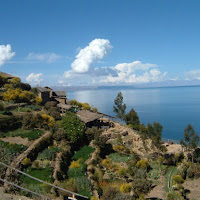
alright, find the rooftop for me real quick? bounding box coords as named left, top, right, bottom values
left=57, top=103, right=72, bottom=110
left=52, top=91, right=66, bottom=97
left=36, top=87, right=52, bottom=92
left=77, top=110, right=103, bottom=123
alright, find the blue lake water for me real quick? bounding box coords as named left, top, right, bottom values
left=68, top=86, right=200, bottom=141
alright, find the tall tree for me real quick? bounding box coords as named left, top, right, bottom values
left=113, top=92, right=126, bottom=121
left=180, top=124, right=199, bottom=163
left=124, top=108, right=140, bottom=128
left=148, top=122, right=163, bottom=146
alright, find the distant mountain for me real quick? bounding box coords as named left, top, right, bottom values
left=51, top=79, right=200, bottom=91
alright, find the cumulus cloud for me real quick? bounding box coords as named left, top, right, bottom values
left=0, top=44, right=15, bottom=66
left=26, top=73, right=43, bottom=85
left=71, top=39, right=112, bottom=73
left=60, top=60, right=167, bottom=85
left=101, top=61, right=167, bottom=84
left=27, top=53, right=61, bottom=63
left=185, top=70, right=200, bottom=80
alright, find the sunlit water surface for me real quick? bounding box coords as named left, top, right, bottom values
left=68, top=86, right=200, bottom=141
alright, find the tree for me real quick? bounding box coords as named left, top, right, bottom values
left=124, top=108, right=140, bottom=129
left=113, top=92, right=126, bottom=121
left=180, top=124, right=199, bottom=162
left=131, top=169, right=152, bottom=198
left=148, top=122, right=163, bottom=147
left=61, top=111, right=85, bottom=143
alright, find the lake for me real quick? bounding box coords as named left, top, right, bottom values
left=68, top=86, right=200, bottom=141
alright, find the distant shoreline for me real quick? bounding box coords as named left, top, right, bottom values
left=52, top=84, right=200, bottom=92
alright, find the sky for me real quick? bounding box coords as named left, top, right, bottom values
left=1, top=0, right=200, bottom=86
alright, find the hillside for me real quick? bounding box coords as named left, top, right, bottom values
left=0, top=75, right=200, bottom=200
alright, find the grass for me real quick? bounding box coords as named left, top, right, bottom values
left=108, top=153, right=133, bottom=163
left=164, top=166, right=177, bottom=194
left=67, top=146, right=94, bottom=198
left=0, top=140, right=27, bottom=164
left=37, top=146, right=62, bottom=161
left=72, top=146, right=94, bottom=162
left=74, top=176, right=92, bottom=197
left=20, top=167, right=53, bottom=196
left=67, top=164, right=87, bottom=178
left=148, top=161, right=167, bottom=180
left=21, top=167, right=54, bottom=184
left=1, top=128, right=44, bottom=141
left=14, top=105, right=41, bottom=112
left=0, top=140, right=27, bottom=154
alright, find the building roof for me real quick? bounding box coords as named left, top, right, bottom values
left=57, top=103, right=72, bottom=110
left=0, top=72, right=16, bottom=78
left=77, top=110, right=103, bottom=123
left=36, top=87, right=52, bottom=92
left=52, top=91, right=66, bottom=97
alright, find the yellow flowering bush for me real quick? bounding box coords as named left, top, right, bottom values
left=120, top=183, right=132, bottom=193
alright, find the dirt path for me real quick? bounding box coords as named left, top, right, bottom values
left=146, top=175, right=165, bottom=199
left=183, top=179, right=200, bottom=199
left=0, top=187, right=33, bottom=200
left=0, top=137, right=33, bottom=146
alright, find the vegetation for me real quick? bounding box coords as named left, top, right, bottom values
left=1, top=128, right=44, bottom=141
left=67, top=146, right=94, bottom=197
left=124, top=108, right=140, bottom=129
left=61, top=111, right=85, bottom=142
left=0, top=82, right=199, bottom=200
left=37, top=146, right=61, bottom=161
left=180, top=124, right=199, bottom=162
left=113, top=92, right=126, bottom=121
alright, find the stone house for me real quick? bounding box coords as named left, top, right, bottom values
left=77, top=110, right=104, bottom=128
left=36, top=87, right=68, bottom=104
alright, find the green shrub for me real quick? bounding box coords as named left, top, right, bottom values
left=67, top=164, right=87, bottom=178
left=0, top=140, right=27, bottom=154
left=70, top=100, right=82, bottom=108
left=17, top=105, right=41, bottom=112
left=4, top=129, right=44, bottom=141
left=82, top=103, right=91, bottom=110
left=85, top=127, right=102, bottom=142
left=173, top=175, right=184, bottom=184
left=187, top=166, right=195, bottom=178
left=0, top=115, right=22, bottom=131
left=102, top=187, right=121, bottom=200
left=74, top=176, right=92, bottom=197
left=109, top=153, right=133, bottom=163
left=37, top=147, right=61, bottom=161
left=21, top=157, right=32, bottom=166
left=120, top=183, right=132, bottom=193
left=47, top=107, right=61, bottom=120
left=72, top=146, right=94, bottom=162
left=0, top=140, right=27, bottom=164
left=61, top=111, right=85, bottom=142
left=21, top=167, right=53, bottom=185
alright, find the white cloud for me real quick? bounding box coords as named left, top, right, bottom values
left=26, top=73, right=43, bottom=85
left=185, top=69, right=200, bottom=80
left=60, top=60, right=167, bottom=85
left=101, top=61, right=167, bottom=84
left=71, top=38, right=112, bottom=73
left=114, top=61, right=157, bottom=73
left=0, top=44, right=15, bottom=66
left=27, top=53, right=61, bottom=63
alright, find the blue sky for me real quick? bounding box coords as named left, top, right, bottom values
left=1, top=0, right=200, bottom=86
